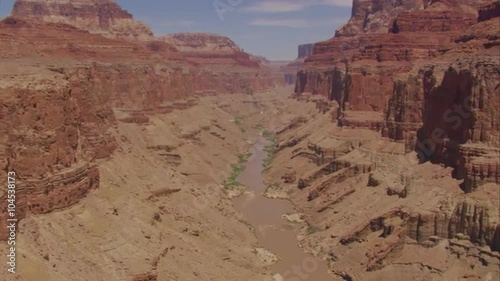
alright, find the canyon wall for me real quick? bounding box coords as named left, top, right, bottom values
left=385, top=3, right=500, bottom=192
left=295, top=0, right=499, bottom=194
left=283, top=43, right=316, bottom=84
left=0, top=0, right=283, bottom=240
left=161, top=33, right=260, bottom=67
left=298, top=43, right=315, bottom=59
left=0, top=64, right=117, bottom=239
left=11, top=0, right=154, bottom=40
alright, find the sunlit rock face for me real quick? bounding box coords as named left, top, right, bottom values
left=11, top=0, right=154, bottom=40
left=160, top=33, right=260, bottom=67
left=295, top=0, right=499, bottom=195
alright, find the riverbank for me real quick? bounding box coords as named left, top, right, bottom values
left=233, top=135, right=334, bottom=280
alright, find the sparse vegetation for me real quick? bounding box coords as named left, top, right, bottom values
left=263, top=181, right=290, bottom=199
left=239, top=218, right=256, bottom=234
left=223, top=163, right=246, bottom=190
left=233, top=115, right=243, bottom=126
left=268, top=182, right=280, bottom=189
left=233, top=115, right=247, bottom=135
left=264, top=182, right=280, bottom=195
left=307, top=226, right=320, bottom=235
left=238, top=152, right=252, bottom=164
left=262, top=129, right=277, bottom=171
left=262, top=129, right=275, bottom=140
left=252, top=124, right=264, bottom=130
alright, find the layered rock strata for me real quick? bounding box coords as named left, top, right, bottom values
left=161, top=33, right=260, bottom=67
left=265, top=100, right=500, bottom=279
left=283, top=43, right=316, bottom=84
left=295, top=0, right=499, bottom=193
left=273, top=1, right=500, bottom=278
left=11, top=0, right=154, bottom=40
left=0, top=0, right=282, bottom=240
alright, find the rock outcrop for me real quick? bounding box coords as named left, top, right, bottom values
left=283, top=43, right=316, bottom=84
left=280, top=2, right=500, bottom=277
left=0, top=0, right=283, bottom=240
left=336, top=0, right=426, bottom=36
left=295, top=0, right=499, bottom=192
left=0, top=61, right=117, bottom=239
left=11, top=0, right=154, bottom=40
left=0, top=164, right=100, bottom=240
left=161, top=33, right=260, bottom=67
left=266, top=84, right=499, bottom=279
left=298, top=43, right=315, bottom=59
left=385, top=2, right=500, bottom=191
left=479, top=0, right=500, bottom=20
left=162, top=33, right=242, bottom=53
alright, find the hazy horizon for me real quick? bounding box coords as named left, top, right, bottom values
left=0, top=0, right=352, bottom=60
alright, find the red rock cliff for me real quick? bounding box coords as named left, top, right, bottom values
left=295, top=0, right=499, bottom=194
left=11, top=0, right=154, bottom=40
left=298, top=43, right=315, bottom=59
left=161, top=33, right=260, bottom=67
left=336, top=0, right=426, bottom=36
left=0, top=1, right=282, bottom=239
left=282, top=43, right=316, bottom=85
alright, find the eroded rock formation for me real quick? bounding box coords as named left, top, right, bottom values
left=161, top=33, right=260, bottom=67
left=275, top=0, right=500, bottom=279
left=283, top=43, right=316, bottom=84
left=295, top=0, right=500, bottom=193
left=11, top=0, right=154, bottom=40
left=298, top=43, right=315, bottom=59
left=0, top=0, right=283, bottom=240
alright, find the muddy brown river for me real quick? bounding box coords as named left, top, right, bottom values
left=233, top=136, right=334, bottom=281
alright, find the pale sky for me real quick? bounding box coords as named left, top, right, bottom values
left=0, top=0, right=352, bottom=60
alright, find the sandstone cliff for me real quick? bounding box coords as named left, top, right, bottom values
left=0, top=1, right=282, bottom=241
left=266, top=91, right=500, bottom=280
left=11, top=0, right=154, bottom=40
left=385, top=2, right=500, bottom=192
left=286, top=7, right=500, bottom=280
left=161, top=33, right=260, bottom=67
left=298, top=43, right=315, bottom=59
left=162, top=33, right=243, bottom=53
left=295, top=0, right=499, bottom=194
left=336, top=0, right=426, bottom=36
left=283, top=43, right=316, bottom=84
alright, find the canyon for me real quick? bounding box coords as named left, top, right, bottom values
left=0, top=0, right=498, bottom=280
left=283, top=43, right=315, bottom=85
left=296, top=0, right=500, bottom=195
left=287, top=0, right=499, bottom=279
